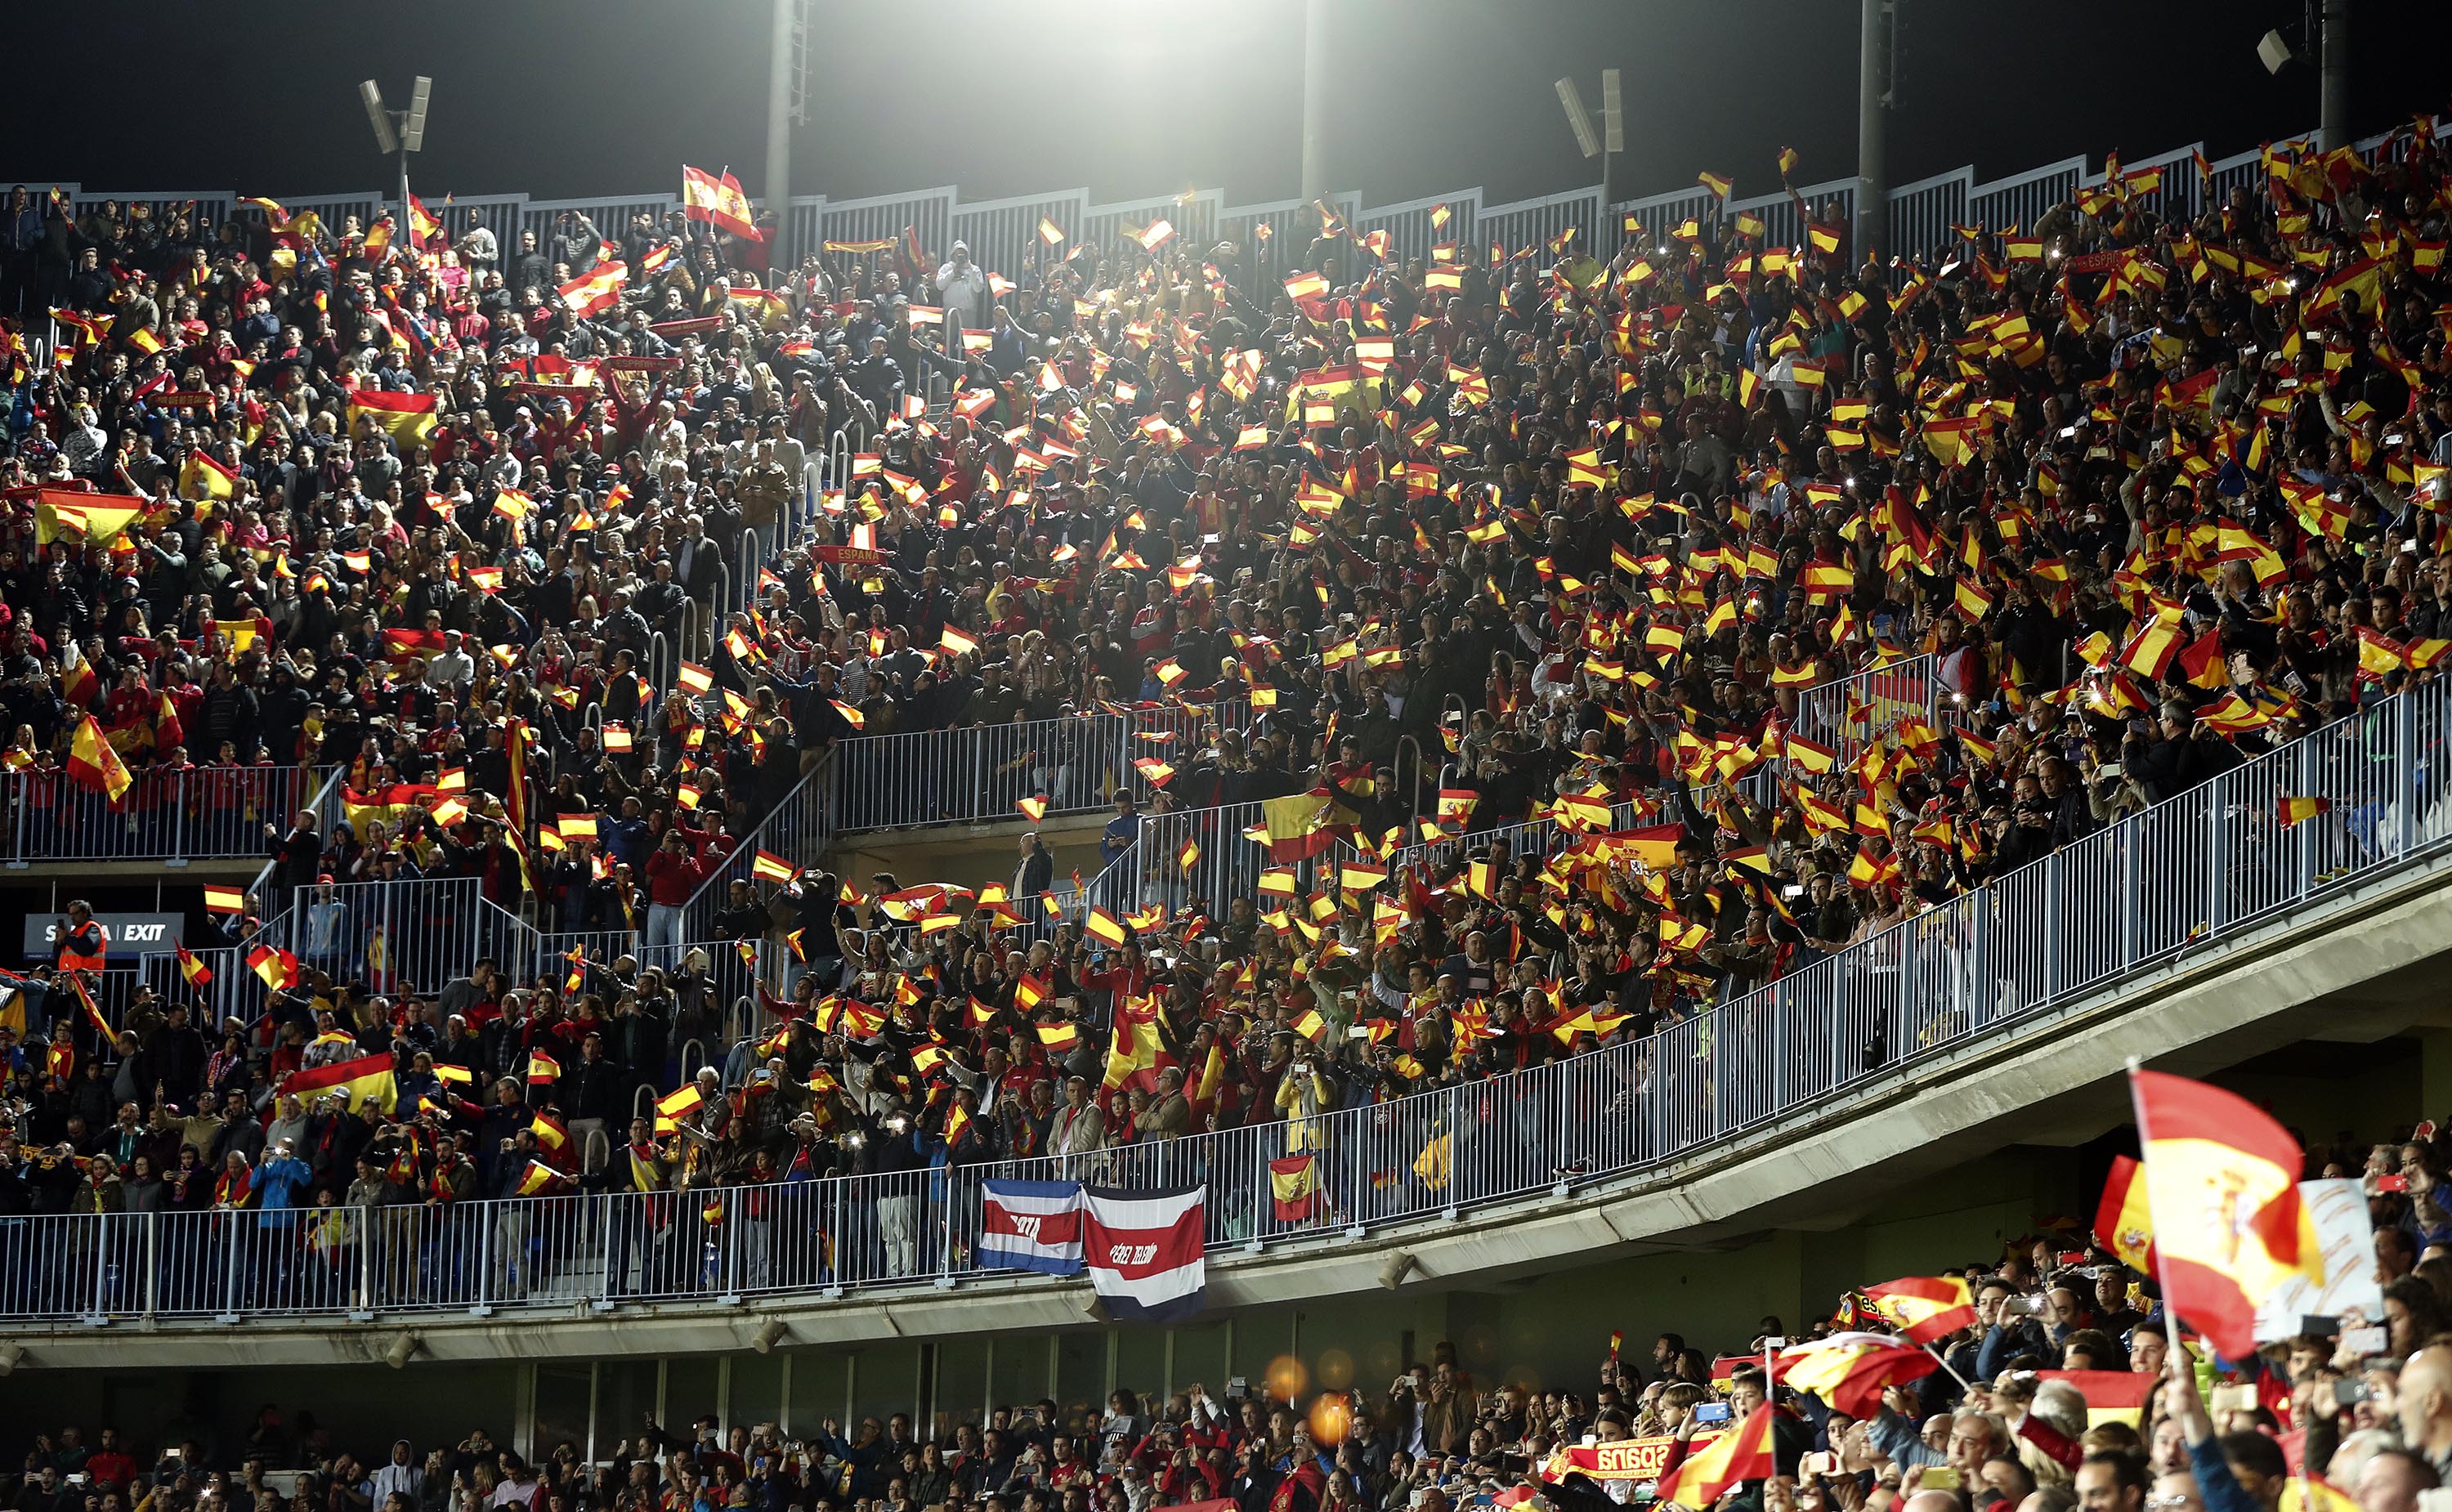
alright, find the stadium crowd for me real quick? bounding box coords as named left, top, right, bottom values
left=4, top=1190, right=2450, bottom=1512
left=3, top=114, right=2452, bottom=1240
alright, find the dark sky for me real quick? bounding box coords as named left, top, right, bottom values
left=7, top=0, right=2449, bottom=212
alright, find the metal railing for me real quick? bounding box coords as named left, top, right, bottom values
left=14, top=673, right=2451, bottom=1322
left=1, top=765, right=332, bottom=866
left=675, top=754, right=835, bottom=942
left=1783, top=651, right=1942, bottom=760
left=33, top=115, right=2439, bottom=334
left=824, top=701, right=1250, bottom=834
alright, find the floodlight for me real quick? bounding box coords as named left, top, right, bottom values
left=360, top=80, right=397, bottom=155
left=1555, top=78, right=1600, bottom=160
left=402, top=76, right=432, bottom=152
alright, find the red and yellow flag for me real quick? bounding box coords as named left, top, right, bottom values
left=1770, top=1333, right=1939, bottom=1418
left=67, top=714, right=132, bottom=802
left=681, top=165, right=758, bottom=239
left=1859, top=1275, right=1975, bottom=1344
left=2092, top=1152, right=2157, bottom=1273
left=1653, top=1402, right=1774, bottom=1509
left=2128, top=1068, right=2321, bottom=1358
left=2276, top=794, right=2331, bottom=829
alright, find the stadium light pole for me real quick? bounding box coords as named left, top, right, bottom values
left=2255, top=0, right=2349, bottom=153
left=1554, top=70, right=1621, bottom=246
left=2318, top=0, right=2349, bottom=152
left=360, top=76, right=431, bottom=239
left=766, top=0, right=808, bottom=264
left=1856, top=0, right=1892, bottom=262
left=1300, top=0, right=1331, bottom=201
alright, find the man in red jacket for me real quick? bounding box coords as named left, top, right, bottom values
left=643, top=826, right=711, bottom=964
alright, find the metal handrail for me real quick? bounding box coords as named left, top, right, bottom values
left=2, top=763, right=335, bottom=867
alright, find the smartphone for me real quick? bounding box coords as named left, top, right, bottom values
left=1799, top=1453, right=1838, bottom=1478
left=2336, top=1379, right=2369, bottom=1407
left=2343, top=1326, right=2388, bottom=1357
left=2378, top=1174, right=2411, bottom=1192
left=1921, top=1470, right=1960, bottom=1492
left=2302, top=1315, right=2341, bottom=1341
left=2210, top=1385, right=2257, bottom=1412
left=1691, top=1402, right=1731, bottom=1425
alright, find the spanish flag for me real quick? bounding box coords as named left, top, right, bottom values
left=247, top=944, right=300, bottom=991
left=557, top=261, right=626, bottom=318
left=1653, top=1402, right=1775, bottom=1509
left=2276, top=794, right=2331, bottom=829
left=285, top=1051, right=397, bottom=1113
left=1859, top=1275, right=1976, bottom=1344
left=2034, top=1370, right=2157, bottom=1428
left=1085, top=907, right=1130, bottom=946
left=176, top=946, right=213, bottom=988
left=1261, top=792, right=1344, bottom=862
left=2119, top=620, right=2184, bottom=681
left=752, top=848, right=798, bottom=883
left=1269, top=1154, right=1320, bottom=1221
left=515, top=1159, right=570, bottom=1198
left=347, top=388, right=439, bottom=450
left=67, top=714, right=132, bottom=802
left=1101, top=997, right=1163, bottom=1090
left=2128, top=1067, right=2321, bottom=1358
left=681, top=165, right=759, bottom=239
left=1769, top=1333, right=1938, bottom=1417
left=654, top=1083, right=704, bottom=1134
left=2092, top=1153, right=2157, bottom=1273
left=181, top=450, right=237, bottom=503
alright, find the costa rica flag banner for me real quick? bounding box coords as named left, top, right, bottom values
left=980, top=1179, right=1085, bottom=1276
left=1082, top=1184, right=1205, bottom=1320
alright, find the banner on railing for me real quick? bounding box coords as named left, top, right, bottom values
left=979, top=1179, right=1085, bottom=1274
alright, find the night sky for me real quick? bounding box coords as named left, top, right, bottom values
left=6, top=0, right=2448, bottom=213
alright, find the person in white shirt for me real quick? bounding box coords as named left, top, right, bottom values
left=368, top=1441, right=424, bottom=1507
left=935, top=241, right=991, bottom=330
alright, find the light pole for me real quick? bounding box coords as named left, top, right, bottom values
left=359, top=76, right=432, bottom=241
left=767, top=0, right=809, bottom=266
left=1856, top=0, right=1894, bottom=263
left=1555, top=69, right=1622, bottom=249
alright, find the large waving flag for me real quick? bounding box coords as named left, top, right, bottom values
left=1770, top=1332, right=1939, bottom=1418
left=284, top=1051, right=397, bottom=1113
left=67, top=714, right=132, bottom=802
left=1653, top=1402, right=1775, bottom=1509
left=2093, top=1153, right=2158, bottom=1273
left=1081, top=1185, right=1205, bottom=1321
left=2128, top=1068, right=2321, bottom=1358
left=682, top=165, right=759, bottom=239
left=348, top=388, right=439, bottom=449
left=1860, top=1275, right=1976, bottom=1344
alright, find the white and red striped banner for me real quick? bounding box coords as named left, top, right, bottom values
left=980, top=1179, right=1085, bottom=1275
left=1081, top=1185, right=1205, bottom=1320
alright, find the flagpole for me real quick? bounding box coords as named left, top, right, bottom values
left=1919, top=1340, right=1975, bottom=1393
